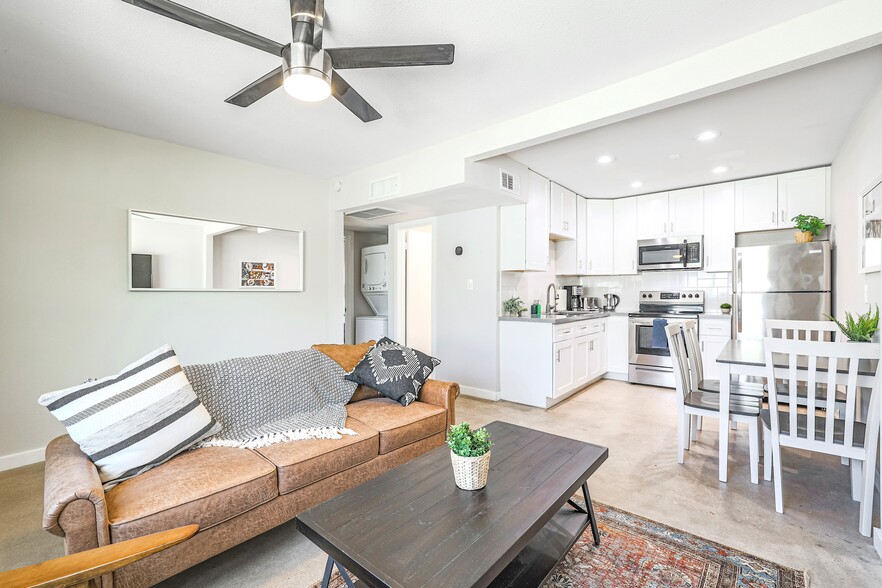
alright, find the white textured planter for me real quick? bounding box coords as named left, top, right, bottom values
left=451, top=450, right=491, bottom=490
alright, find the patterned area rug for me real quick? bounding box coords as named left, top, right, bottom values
left=310, top=502, right=807, bottom=588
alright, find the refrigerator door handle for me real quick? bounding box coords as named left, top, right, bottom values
left=735, top=293, right=742, bottom=339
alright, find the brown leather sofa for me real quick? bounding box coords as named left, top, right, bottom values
left=42, top=376, right=459, bottom=588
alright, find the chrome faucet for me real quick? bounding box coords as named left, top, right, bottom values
left=546, top=283, right=557, bottom=314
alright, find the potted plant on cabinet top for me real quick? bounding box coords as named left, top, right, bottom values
left=447, top=422, right=492, bottom=490
left=791, top=214, right=826, bottom=243
left=826, top=305, right=879, bottom=342
left=720, top=303, right=732, bottom=315
left=502, top=296, right=526, bottom=317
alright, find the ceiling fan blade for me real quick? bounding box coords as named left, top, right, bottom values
left=332, top=71, right=381, bottom=122
left=121, top=0, right=285, bottom=56
left=326, top=44, right=454, bottom=69
left=225, top=67, right=285, bottom=107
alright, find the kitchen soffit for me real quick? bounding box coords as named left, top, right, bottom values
left=508, top=46, right=882, bottom=199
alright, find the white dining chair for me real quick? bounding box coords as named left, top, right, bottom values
left=761, top=336, right=880, bottom=536
left=666, top=323, right=761, bottom=483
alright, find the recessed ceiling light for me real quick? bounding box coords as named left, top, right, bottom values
left=596, top=154, right=615, bottom=165
left=712, top=166, right=729, bottom=174
left=696, top=130, right=720, bottom=142
left=631, top=181, right=643, bottom=189
left=669, top=154, right=681, bottom=160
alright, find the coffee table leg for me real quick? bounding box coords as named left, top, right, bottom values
left=321, top=555, right=356, bottom=588
left=581, top=482, right=601, bottom=547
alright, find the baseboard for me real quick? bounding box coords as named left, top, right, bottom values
left=0, top=447, right=45, bottom=472
left=603, top=372, right=629, bottom=382
left=458, top=385, right=500, bottom=402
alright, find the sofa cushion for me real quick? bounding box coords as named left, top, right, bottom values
left=347, top=398, right=447, bottom=454
left=345, top=338, right=441, bottom=406
left=256, top=418, right=379, bottom=494
left=105, top=446, right=276, bottom=542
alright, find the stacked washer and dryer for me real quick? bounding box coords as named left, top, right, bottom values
left=355, top=244, right=389, bottom=343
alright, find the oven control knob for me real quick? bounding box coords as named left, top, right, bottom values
left=681, top=294, right=686, bottom=298
left=642, top=294, right=647, bottom=298
left=688, top=294, right=693, bottom=298
left=647, top=294, right=653, bottom=298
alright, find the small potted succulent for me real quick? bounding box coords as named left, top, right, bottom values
left=502, top=296, right=527, bottom=317
left=826, top=305, right=879, bottom=342
left=720, top=303, right=732, bottom=315
left=791, top=214, right=826, bottom=243
left=447, top=422, right=492, bottom=490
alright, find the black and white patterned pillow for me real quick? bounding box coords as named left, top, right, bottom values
left=345, top=338, right=440, bottom=406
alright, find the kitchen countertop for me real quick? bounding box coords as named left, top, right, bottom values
left=499, top=312, right=610, bottom=324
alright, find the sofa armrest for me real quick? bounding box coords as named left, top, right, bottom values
left=419, top=379, right=460, bottom=429
left=43, top=435, right=111, bottom=555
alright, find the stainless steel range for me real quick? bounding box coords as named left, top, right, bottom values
left=628, top=290, right=705, bottom=388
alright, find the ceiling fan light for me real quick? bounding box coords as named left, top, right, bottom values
left=283, top=67, right=331, bottom=102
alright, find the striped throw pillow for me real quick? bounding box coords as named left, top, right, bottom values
left=38, top=344, right=221, bottom=490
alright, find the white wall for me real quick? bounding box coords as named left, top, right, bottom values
left=212, top=228, right=302, bottom=290
left=131, top=216, right=205, bottom=289
left=831, top=79, right=882, bottom=318
left=431, top=207, right=499, bottom=396
left=0, top=103, right=335, bottom=467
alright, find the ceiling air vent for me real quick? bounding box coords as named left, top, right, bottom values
left=345, top=207, right=402, bottom=220
left=500, top=169, right=521, bottom=195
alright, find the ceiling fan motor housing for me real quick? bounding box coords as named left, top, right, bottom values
left=282, top=42, right=331, bottom=89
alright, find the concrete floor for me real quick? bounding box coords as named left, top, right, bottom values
left=2, top=379, right=881, bottom=586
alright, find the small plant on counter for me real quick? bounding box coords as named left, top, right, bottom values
left=720, top=303, right=731, bottom=315
left=502, top=296, right=527, bottom=317
left=447, top=422, right=492, bottom=490
left=826, top=305, right=879, bottom=342
left=791, top=214, right=826, bottom=243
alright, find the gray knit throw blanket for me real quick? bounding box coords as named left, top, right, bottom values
left=183, top=348, right=357, bottom=449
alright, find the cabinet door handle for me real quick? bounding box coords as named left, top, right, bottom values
left=670, top=221, right=674, bottom=234
left=663, top=222, right=667, bottom=234
left=771, top=211, right=775, bottom=224
left=556, top=350, right=560, bottom=362
left=701, top=341, right=705, bottom=352
left=590, top=341, right=594, bottom=351
left=781, top=209, right=785, bottom=225
left=632, top=259, right=635, bottom=270
left=705, top=255, right=710, bottom=267
left=588, top=260, right=592, bottom=271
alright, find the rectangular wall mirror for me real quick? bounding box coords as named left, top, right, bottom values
left=129, top=210, right=304, bottom=291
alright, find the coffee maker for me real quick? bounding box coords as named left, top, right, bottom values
left=562, top=285, right=584, bottom=311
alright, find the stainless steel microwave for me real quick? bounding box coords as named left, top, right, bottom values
left=637, top=236, right=703, bottom=271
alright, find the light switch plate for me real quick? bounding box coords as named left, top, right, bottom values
left=467, top=279, right=474, bottom=290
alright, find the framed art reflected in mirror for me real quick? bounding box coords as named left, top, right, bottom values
left=128, top=210, right=304, bottom=291
left=860, top=175, right=881, bottom=273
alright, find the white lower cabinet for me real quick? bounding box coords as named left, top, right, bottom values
left=699, top=316, right=732, bottom=381
left=605, top=315, right=629, bottom=377
left=501, top=318, right=607, bottom=408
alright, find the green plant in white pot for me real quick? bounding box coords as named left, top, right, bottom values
left=826, top=305, right=879, bottom=342
left=447, top=422, right=492, bottom=490
left=720, top=303, right=731, bottom=315
left=502, top=296, right=526, bottom=317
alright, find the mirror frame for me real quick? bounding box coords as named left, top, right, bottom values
left=128, top=209, right=305, bottom=292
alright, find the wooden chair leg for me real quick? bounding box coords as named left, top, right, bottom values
left=748, top=418, right=759, bottom=485
left=772, top=437, right=784, bottom=513
left=850, top=458, right=863, bottom=502
left=763, top=426, right=772, bottom=482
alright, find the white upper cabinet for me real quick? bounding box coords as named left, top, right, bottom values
left=556, top=196, right=588, bottom=275
left=549, top=182, right=577, bottom=240
left=636, top=192, right=669, bottom=239
left=778, top=167, right=829, bottom=225
left=734, top=167, right=829, bottom=233
left=734, top=176, right=779, bottom=232
left=586, top=199, right=614, bottom=275
left=668, top=187, right=704, bottom=237
left=499, top=170, right=550, bottom=272
left=703, top=182, right=735, bottom=272
left=613, top=197, right=638, bottom=275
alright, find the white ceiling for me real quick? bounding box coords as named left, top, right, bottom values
left=0, top=0, right=843, bottom=179
left=508, top=47, right=882, bottom=199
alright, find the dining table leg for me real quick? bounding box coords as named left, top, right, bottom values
left=718, top=362, right=731, bottom=483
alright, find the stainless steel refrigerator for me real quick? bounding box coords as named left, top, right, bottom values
left=732, top=241, right=832, bottom=340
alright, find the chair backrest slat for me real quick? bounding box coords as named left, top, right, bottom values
left=806, top=353, right=817, bottom=441
left=681, top=320, right=701, bottom=390
left=665, top=323, right=691, bottom=401
left=824, top=354, right=838, bottom=443
left=788, top=352, right=798, bottom=438
left=843, top=360, right=860, bottom=448
left=766, top=319, right=843, bottom=342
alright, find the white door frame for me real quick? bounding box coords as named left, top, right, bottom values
left=390, top=219, right=437, bottom=349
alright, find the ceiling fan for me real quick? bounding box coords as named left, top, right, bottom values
left=121, top=0, right=455, bottom=122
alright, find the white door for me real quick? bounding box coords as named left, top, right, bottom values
left=555, top=196, right=587, bottom=275
left=668, top=187, right=704, bottom=236
left=700, top=336, right=729, bottom=381
left=636, top=192, right=669, bottom=239
left=576, top=196, right=588, bottom=274
left=734, top=176, right=778, bottom=232
left=550, top=183, right=577, bottom=239
left=613, top=197, right=638, bottom=275
left=553, top=339, right=575, bottom=397
left=525, top=171, right=551, bottom=270
left=778, top=167, right=828, bottom=226
left=572, top=335, right=590, bottom=387
left=703, top=183, right=735, bottom=272
left=586, top=199, right=614, bottom=274
left=405, top=227, right=432, bottom=354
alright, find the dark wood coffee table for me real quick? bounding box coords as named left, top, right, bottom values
left=296, top=421, right=608, bottom=588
